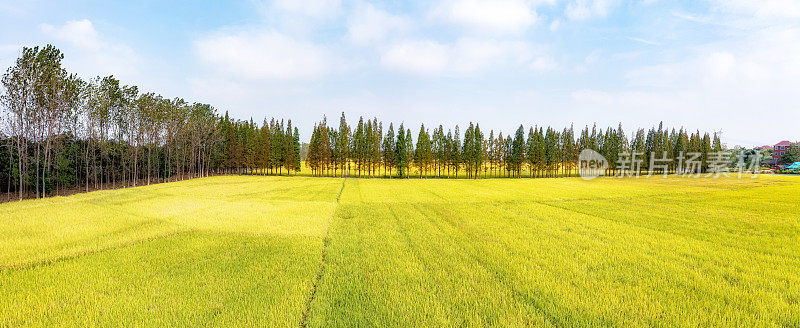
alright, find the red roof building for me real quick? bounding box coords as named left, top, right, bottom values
left=773, top=140, right=792, bottom=164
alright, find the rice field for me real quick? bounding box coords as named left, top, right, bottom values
left=2, top=174, right=799, bottom=327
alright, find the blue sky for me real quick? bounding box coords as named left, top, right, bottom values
left=1, top=0, right=799, bottom=146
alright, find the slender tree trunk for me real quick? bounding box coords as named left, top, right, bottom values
left=7, top=140, right=12, bottom=201
left=16, top=136, right=23, bottom=200
left=35, top=141, right=40, bottom=198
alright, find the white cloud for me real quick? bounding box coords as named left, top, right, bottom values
left=434, top=0, right=538, bottom=35
left=628, top=28, right=800, bottom=90
left=704, top=51, right=735, bottom=78
left=529, top=56, right=558, bottom=70
left=452, top=38, right=547, bottom=72
left=380, top=40, right=451, bottom=75
left=624, top=63, right=681, bottom=87
left=531, top=0, right=561, bottom=6
left=0, top=45, right=21, bottom=75
left=346, top=3, right=410, bottom=45
left=672, top=11, right=709, bottom=23
left=39, top=19, right=140, bottom=77
left=584, top=49, right=601, bottom=64
left=549, top=19, right=562, bottom=31
left=565, top=0, right=616, bottom=20
left=195, top=28, right=330, bottom=79
left=626, top=36, right=661, bottom=46
left=40, top=19, right=99, bottom=50
left=380, top=38, right=555, bottom=75
left=710, top=0, right=800, bottom=19
left=271, top=0, right=342, bottom=18
left=591, top=26, right=800, bottom=146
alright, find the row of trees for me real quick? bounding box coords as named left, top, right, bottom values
left=307, top=113, right=725, bottom=178
left=0, top=45, right=736, bottom=200
left=220, top=115, right=301, bottom=176
left=0, top=45, right=300, bottom=200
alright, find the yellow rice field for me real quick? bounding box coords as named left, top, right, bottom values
left=2, top=174, right=799, bottom=326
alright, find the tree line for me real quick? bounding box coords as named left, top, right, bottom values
left=0, top=45, right=300, bottom=200
left=307, top=113, right=724, bottom=178
left=1, top=45, right=731, bottom=201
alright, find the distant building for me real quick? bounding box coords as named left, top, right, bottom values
left=772, top=141, right=793, bottom=166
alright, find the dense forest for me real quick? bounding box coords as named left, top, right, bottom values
left=2, top=45, right=733, bottom=200
left=0, top=45, right=300, bottom=200
left=306, top=113, right=726, bottom=178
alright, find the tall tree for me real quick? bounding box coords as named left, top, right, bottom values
left=394, top=124, right=407, bottom=178
left=414, top=124, right=432, bottom=178
left=382, top=123, right=395, bottom=177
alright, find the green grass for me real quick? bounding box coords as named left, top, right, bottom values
left=2, top=175, right=800, bottom=326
